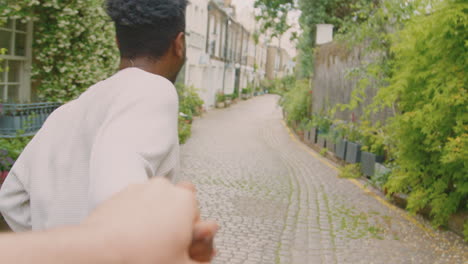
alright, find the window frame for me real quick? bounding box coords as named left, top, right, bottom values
left=0, top=19, right=33, bottom=103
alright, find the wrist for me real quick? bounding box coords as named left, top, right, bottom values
left=77, top=224, right=126, bottom=264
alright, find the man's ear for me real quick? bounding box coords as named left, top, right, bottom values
left=173, top=32, right=185, bottom=58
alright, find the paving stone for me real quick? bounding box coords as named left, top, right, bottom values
left=180, top=95, right=468, bottom=264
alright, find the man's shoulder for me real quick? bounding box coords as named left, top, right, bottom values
left=114, top=68, right=177, bottom=101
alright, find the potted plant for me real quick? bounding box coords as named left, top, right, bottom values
left=317, top=134, right=327, bottom=148
left=360, top=123, right=386, bottom=177
left=335, top=138, right=347, bottom=160
left=314, top=114, right=332, bottom=149
left=225, top=94, right=233, bottom=106
left=309, top=126, right=318, bottom=144
left=241, top=88, right=250, bottom=100
left=326, top=128, right=339, bottom=153
left=215, top=92, right=226, bottom=108
left=344, top=124, right=363, bottom=164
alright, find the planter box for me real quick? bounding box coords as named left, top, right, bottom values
left=225, top=99, right=232, bottom=106
left=327, top=140, right=336, bottom=153
left=241, top=94, right=248, bottom=100
left=309, top=127, right=318, bottom=144
left=317, top=134, right=327, bottom=148
left=305, top=130, right=311, bottom=143
left=297, top=130, right=305, bottom=141
left=345, top=141, right=362, bottom=164
left=335, top=139, right=347, bottom=160
left=216, top=102, right=225, bottom=108
left=361, top=151, right=385, bottom=177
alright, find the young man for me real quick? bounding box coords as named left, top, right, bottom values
left=0, top=0, right=186, bottom=230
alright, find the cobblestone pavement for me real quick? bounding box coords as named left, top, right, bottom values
left=179, top=95, right=467, bottom=264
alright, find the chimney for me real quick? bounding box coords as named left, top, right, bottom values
left=316, top=24, right=334, bottom=45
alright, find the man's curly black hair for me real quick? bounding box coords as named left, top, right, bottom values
left=106, top=0, right=188, bottom=60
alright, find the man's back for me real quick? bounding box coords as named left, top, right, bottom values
left=0, top=68, right=180, bottom=231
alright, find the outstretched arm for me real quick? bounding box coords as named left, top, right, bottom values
left=0, top=178, right=217, bottom=264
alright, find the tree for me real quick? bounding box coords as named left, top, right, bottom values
left=254, top=0, right=294, bottom=46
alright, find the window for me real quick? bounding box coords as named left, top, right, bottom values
left=0, top=19, right=33, bottom=102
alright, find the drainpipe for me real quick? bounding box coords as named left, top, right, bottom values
left=222, top=17, right=230, bottom=94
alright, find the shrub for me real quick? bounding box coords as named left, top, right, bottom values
left=338, top=164, right=361, bottom=179
left=178, top=116, right=192, bottom=144
left=0, top=135, right=32, bottom=170
left=176, top=83, right=204, bottom=119
left=280, top=79, right=311, bottom=127
left=215, top=92, right=225, bottom=103
left=380, top=0, right=468, bottom=229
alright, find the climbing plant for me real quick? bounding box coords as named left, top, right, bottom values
left=0, top=0, right=119, bottom=102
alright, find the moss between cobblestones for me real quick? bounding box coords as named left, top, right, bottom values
left=332, top=203, right=387, bottom=240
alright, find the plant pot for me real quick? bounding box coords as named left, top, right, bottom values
left=216, top=102, right=225, bottom=108
left=241, top=94, right=248, bottom=100
left=361, top=151, right=385, bottom=177
left=345, top=141, right=362, bottom=164
left=327, top=140, right=336, bottom=153
left=317, top=134, right=327, bottom=148
left=310, top=127, right=318, bottom=144
left=297, top=130, right=305, bottom=141
left=335, top=139, right=347, bottom=160
left=225, top=99, right=232, bottom=106
left=304, top=130, right=311, bottom=143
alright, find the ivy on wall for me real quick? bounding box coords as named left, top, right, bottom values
left=1, top=0, right=119, bottom=102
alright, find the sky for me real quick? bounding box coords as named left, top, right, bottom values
left=231, top=0, right=300, bottom=58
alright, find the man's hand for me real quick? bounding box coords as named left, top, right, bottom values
left=84, top=178, right=218, bottom=263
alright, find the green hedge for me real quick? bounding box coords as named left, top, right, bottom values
left=380, top=0, right=467, bottom=229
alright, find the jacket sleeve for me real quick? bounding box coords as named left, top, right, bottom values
left=87, top=82, right=179, bottom=212
left=0, top=163, right=32, bottom=232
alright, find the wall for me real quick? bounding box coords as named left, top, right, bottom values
left=312, top=42, right=393, bottom=123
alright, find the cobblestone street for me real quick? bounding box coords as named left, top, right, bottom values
left=179, top=95, right=467, bottom=264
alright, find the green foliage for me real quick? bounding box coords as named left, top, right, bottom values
left=319, top=148, right=327, bottom=157
left=360, top=120, right=386, bottom=156
left=175, top=83, right=203, bottom=144
left=1, top=0, right=119, bottom=103
left=280, top=79, right=311, bottom=126
left=380, top=0, right=468, bottom=229
left=254, top=0, right=293, bottom=41
left=334, top=122, right=363, bottom=143
left=311, top=114, right=332, bottom=134
left=338, top=164, right=361, bottom=179
left=464, top=222, right=468, bottom=242
left=215, top=92, right=225, bottom=103
left=0, top=135, right=32, bottom=170
left=178, top=116, right=192, bottom=145
left=176, top=83, right=204, bottom=120
left=264, top=76, right=296, bottom=96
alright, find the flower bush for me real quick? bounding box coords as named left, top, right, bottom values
left=1, top=0, right=119, bottom=103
